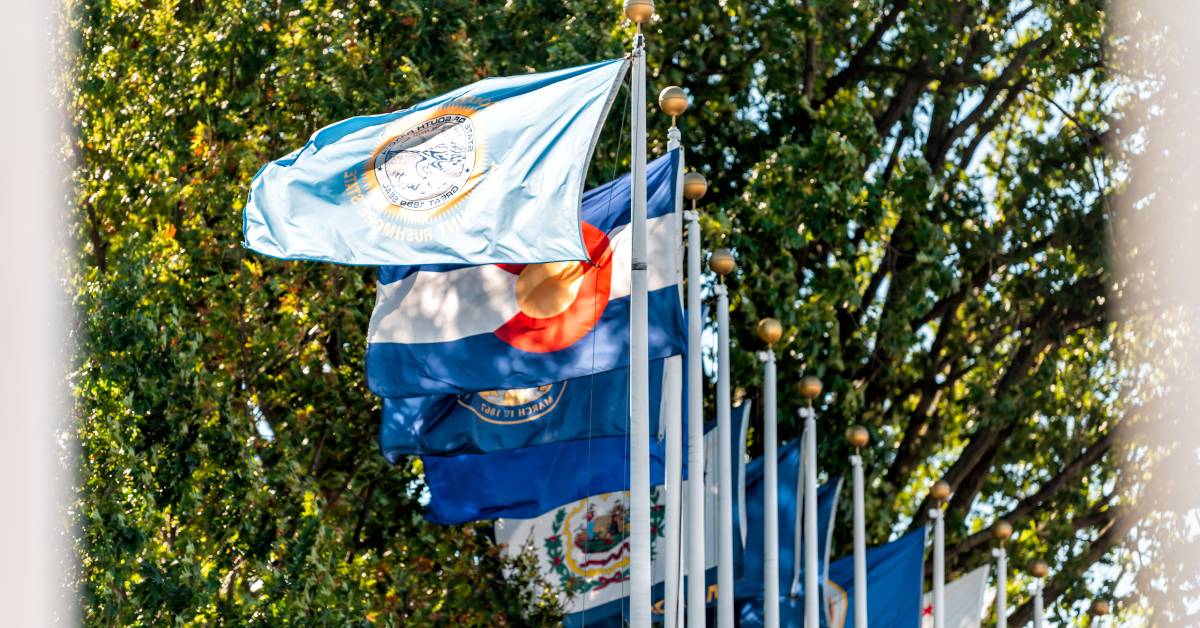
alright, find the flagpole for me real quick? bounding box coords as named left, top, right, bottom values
left=659, top=84, right=689, bottom=628
left=710, top=247, right=736, bottom=627
left=1029, top=559, right=1048, bottom=628
left=928, top=480, right=950, bottom=628
left=991, top=520, right=1013, bottom=628
left=624, top=2, right=654, bottom=626
left=1089, top=599, right=1110, bottom=626
left=846, top=426, right=870, bottom=628
left=662, top=352, right=683, bottom=628
left=798, top=376, right=822, bottom=627
left=757, top=318, right=783, bottom=628
left=682, top=171, right=708, bottom=627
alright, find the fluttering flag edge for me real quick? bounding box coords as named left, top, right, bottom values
left=240, top=58, right=631, bottom=267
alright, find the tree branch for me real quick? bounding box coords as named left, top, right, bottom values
left=818, top=0, right=910, bottom=103
left=84, top=201, right=108, bottom=272
left=1007, top=506, right=1134, bottom=627
left=945, top=429, right=1117, bottom=562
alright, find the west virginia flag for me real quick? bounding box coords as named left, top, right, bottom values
left=367, top=150, right=684, bottom=398
left=243, top=59, right=628, bottom=266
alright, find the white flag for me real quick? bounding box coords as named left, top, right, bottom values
left=922, top=564, right=991, bottom=628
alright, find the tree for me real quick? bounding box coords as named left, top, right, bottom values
left=69, top=0, right=1180, bottom=625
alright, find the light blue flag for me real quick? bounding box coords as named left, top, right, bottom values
left=244, top=58, right=629, bottom=266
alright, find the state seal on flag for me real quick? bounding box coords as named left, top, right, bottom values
left=457, top=381, right=567, bottom=425
left=350, top=98, right=491, bottom=238
left=542, top=489, right=666, bottom=597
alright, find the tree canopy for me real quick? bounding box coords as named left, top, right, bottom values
left=69, top=0, right=1184, bottom=625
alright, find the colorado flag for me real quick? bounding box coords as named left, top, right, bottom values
left=244, top=59, right=628, bottom=266
left=367, top=150, right=685, bottom=398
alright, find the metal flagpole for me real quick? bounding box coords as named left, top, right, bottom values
left=623, top=1, right=653, bottom=625
left=798, top=376, right=823, bottom=627
left=1029, top=559, right=1049, bottom=628
left=757, top=319, right=783, bottom=628
left=659, top=84, right=689, bottom=628
left=846, top=426, right=870, bottom=628
left=662, top=353, right=683, bottom=628
left=682, top=170, right=708, bottom=627
left=992, top=520, right=1014, bottom=628
left=710, top=248, right=736, bottom=627
left=927, top=481, right=950, bottom=628
left=1033, top=584, right=1044, bottom=627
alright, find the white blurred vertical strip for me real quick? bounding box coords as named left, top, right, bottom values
left=0, top=1, right=71, bottom=625
left=1113, top=1, right=1200, bottom=622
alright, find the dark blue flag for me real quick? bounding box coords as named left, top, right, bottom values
left=380, top=360, right=668, bottom=458
left=737, top=437, right=844, bottom=600
left=422, top=436, right=666, bottom=524
left=822, top=529, right=927, bottom=628
left=738, top=529, right=927, bottom=628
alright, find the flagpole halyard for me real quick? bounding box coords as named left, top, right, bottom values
left=624, top=1, right=654, bottom=626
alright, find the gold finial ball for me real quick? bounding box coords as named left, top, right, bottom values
left=798, top=376, right=823, bottom=399
left=683, top=172, right=708, bottom=201
left=929, top=480, right=951, bottom=502
left=1028, top=559, right=1049, bottom=579
left=1090, top=599, right=1110, bottom=616
left=757, top=318, right=782, bottom=346
left=845, top=425, right=869, bottom=449
left=992, top=519, right=1014, bottom=542
left=709, top=248, right=736, bottom=276
left=624, top=0, right=654, bottom=24
left=658, top=86, right=688, bottom=117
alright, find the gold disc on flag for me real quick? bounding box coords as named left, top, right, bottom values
left=515, top=261, right=589, bottom=319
